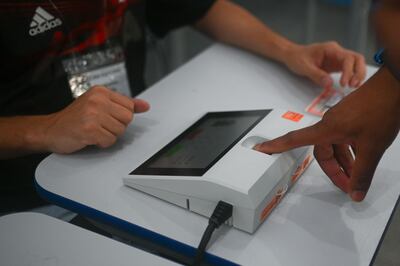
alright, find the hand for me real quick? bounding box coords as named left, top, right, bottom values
left=284, top=42, right=366, bottom=90
left=254, top=67, right=400, bottom=201
left=43, top=86, right=150, bottom=154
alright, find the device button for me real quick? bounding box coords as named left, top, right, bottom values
left=241, top=136, right=268, bottom=149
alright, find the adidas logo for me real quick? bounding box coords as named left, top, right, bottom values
left=29, top=6, right=62, bottom=36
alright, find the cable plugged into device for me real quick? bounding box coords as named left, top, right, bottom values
left=193, top=201, right=233, bottom=266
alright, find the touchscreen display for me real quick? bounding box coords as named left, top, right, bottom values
left=131, top=110, right=271, bottom=176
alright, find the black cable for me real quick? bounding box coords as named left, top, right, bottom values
left=193, top=201, right=233, bottom=266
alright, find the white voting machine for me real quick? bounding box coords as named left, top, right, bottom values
left=124, top=108, right=314, bottom=233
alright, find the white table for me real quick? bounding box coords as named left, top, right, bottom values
left=0, top=212, right=178, bottom=266
left=35, top=44, right=400, bottom=266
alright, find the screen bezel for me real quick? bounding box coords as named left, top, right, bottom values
left=130, top=109, right=271, bottom=176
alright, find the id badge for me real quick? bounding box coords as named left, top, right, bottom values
left=62, top=45, right=131, bottom=98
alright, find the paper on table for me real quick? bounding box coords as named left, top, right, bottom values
left=306, top=87, right=354, bottom=117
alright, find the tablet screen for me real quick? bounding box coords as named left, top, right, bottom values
left=131, top=110, right=271, bottom=176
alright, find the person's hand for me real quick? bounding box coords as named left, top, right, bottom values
left=284, top=42, right=366, bottom=90
left=254, top=67, right=400, bottom=201
left=42, top=86, right=150, bottom=154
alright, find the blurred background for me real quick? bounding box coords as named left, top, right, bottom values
left=145, top=0, right=376, bottom=87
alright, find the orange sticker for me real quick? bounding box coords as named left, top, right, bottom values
left=260, top=189, right=284, bottom=222
left=302, top=155, right=312, bottom=169
left=291, top=155, right=313, bottom=184
left=260, top=196, right=278, bottom=222
left=291, top=166, right=302, bottom=183
left=282, top=111, right=304, bottom=122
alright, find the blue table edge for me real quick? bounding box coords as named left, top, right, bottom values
left=369, top=194, right=400, bottom=266
left=34, top=179, right=238, bottom=266
left=35, top=177, right=399, bottom=266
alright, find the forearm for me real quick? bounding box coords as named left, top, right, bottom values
left=374, top=0, right=400, bottom=80
left=0, top=87, right=149, bottom=159
left=0, top=116, right=51, bottom=159
left=195, top=0, right=297, bottom=65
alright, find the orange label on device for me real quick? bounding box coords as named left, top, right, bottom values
left=282, top=111, right=304, bottom=122
left=260, top=189, right=284, bottom=222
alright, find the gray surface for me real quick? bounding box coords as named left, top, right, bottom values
left=373, top=197, right=400, bottom=266
left=0, top=213, right=179, bottom=266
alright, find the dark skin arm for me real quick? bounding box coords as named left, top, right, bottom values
left=374, top=0, right=400, bottom=64
left=255, top=1, right=400, bottom=202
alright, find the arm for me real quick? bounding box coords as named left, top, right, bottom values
left=0, top=115, right=52, bottom=159
left=255, top=1, right=400, bottom=202
left=374, top=0, right=400, bottom=77
left=195, top=0, right=366, bottom=89
left=0, top=87, right=150, bottom=159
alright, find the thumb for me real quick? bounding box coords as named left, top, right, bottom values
left=254, top=122, right=325, bottom=154
left=132, top=98, right=150, bottom=113
left=305, top=64, right=333, bottom=89
left=349, top=145, right=384, bottom=202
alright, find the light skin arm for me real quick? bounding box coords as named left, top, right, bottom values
left=255, top=0, right=400, bottom=202
left=0, top=0, right=370, bottom=160
left=0, top=87, right=150, bottom=159
left=195, top=0, right=366, bottom=89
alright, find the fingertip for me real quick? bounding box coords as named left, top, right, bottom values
left=132, top=99, right=150, bottom=113
left=340, top=75, right=349, bottom=88
left=350, top=145, right=383, bottom=203
left=349, top=77, right=359, bottom=88
left=354, top=54, right=367, bottom=85
left=350, top=190, right=366, bottom=202
left=321, top=76, right=333, bottom=89
left=253, top=142, right=268, bottom=153
left=354, top=74, right=365, bottom=88
left=253, top=143, right=262, bottom=151
left=253, top=142, right=272, bottom=155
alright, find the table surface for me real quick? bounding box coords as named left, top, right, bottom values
left=0, top=212, right=178, bottom=266
left=36, top=44, right=400, bottom=266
